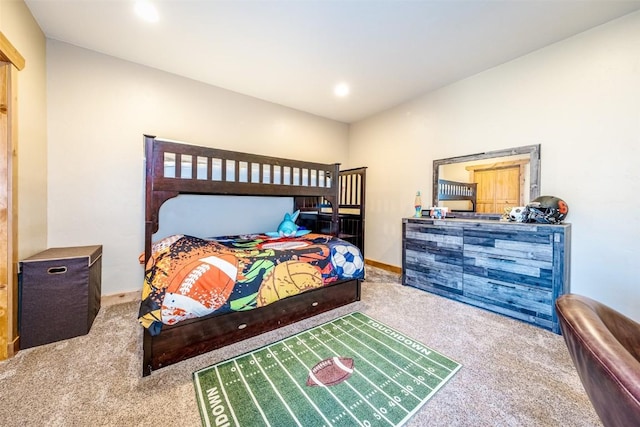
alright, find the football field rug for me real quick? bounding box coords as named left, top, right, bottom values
left=193, top=312, right=461, bottom=427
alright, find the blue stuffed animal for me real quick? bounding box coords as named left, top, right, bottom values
left=265, top=210, right=311, bottom=238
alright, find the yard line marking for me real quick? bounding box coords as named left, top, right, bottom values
left=348, top=315, right=449, bottom=370
left=215, top=366, right=241, bottom=427
left=317, top=325, right=423, bottom=402
left=192, top=373, right=212, bottom=427
left=331, top=322, right=441, bottom=388
left=266, top=347, right=334, bottom=427
left=280, top=338, right=366, bottom=427
left=300, top=331, right=401, bottom=425
left=250, top=353, right=302, bottom=426
left=348, top=313, right=457, bottom=373
left=345, top=315, right=449, bottom=378
left=337, top=320, right=444, bottom=385
left=232, top=359, right=271, bottom=427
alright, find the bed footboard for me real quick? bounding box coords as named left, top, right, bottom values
left=143, top=279, right=361, bottom=376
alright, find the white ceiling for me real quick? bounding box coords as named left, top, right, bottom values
left=25, top=0, right=640, bottom=123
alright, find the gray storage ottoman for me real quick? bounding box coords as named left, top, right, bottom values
left=19, top=245, right=102, bottom=349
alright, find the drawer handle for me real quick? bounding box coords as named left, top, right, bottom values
left=312, top=301, right=319, bottom=307
left=489, top=281, right=516, bottom=289
left=488, top=257, right=515, bottom=263
left=47, top=266, right=68, bottom=275
left=238, top=323, right=247, bottom=330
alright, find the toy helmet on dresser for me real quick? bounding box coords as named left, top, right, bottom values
left=524, top=196, right=569, bottom=224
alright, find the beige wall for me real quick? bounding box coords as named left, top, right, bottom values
left=0, top=1, right=48, bottom=260
left=46, top=40, right=349, bottom=296
left=349, top=11, right=640, bottom=320
left=14, top=1, right=640, bottom=321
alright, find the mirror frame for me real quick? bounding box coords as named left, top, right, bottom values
left=432, top=144, right=541, bottom=219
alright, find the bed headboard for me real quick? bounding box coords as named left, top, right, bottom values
left=337, top=167, right=367, bottom=210
left=144, top=135, right=340, bottom=263
left=295, top=166, right=367, bottom=255
left=437, top=179, right=477, bottom=212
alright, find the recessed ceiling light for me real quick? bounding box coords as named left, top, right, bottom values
left=134, top=1, right=159, bottom=23
left=334, top=83, right=350, bottom=97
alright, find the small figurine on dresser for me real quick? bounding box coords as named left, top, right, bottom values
left=429, top=206, right=448, bottom=219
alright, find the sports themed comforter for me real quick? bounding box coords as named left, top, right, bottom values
left=138, top=233, right=365, bottom=335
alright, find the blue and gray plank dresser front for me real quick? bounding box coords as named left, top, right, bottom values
left=402, top=218, right=570, bottom=333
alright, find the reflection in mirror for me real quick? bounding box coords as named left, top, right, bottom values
left=433, top=145, right=540, bottom=217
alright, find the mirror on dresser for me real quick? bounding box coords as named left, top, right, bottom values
left=432, top=144, right=541, bottom=217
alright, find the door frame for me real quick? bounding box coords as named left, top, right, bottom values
left=0, top=31, right=24, bottom=359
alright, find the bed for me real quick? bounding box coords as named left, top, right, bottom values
left=140, top=135, right=363, bottom=376
left=296, top=166, right=366, bottom=256
left=436, top=178, right=477, bottom=212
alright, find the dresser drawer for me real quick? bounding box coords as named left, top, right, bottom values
left=404, top=248, right=463, bottom=291
left=463, top=228, right=554, bottom=262
left=463, top=227, right=554, bottom=289
left=403, top=220, right=463, bottom=292
left=404, top=222, right=463, bottom=250
left=463, top=250, right=553, bottom=289
left=463, top=274, right=553, bottom=315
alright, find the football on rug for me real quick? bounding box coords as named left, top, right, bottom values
left=306, top=356, right=355, bottom=387
left=193, top=312, right=461, bottom=427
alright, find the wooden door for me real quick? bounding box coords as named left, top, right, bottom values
left=475, top=167, right=520, bottom=213
left=474, top=169, right=495, bottom=213
left=493, top=167, right=520, bottom=213
left=0, top=33, right=24, bottom=360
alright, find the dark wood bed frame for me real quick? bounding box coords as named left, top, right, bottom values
left=142, top=135, right=362, bottom=376
left=297, top=166, right=367, bottom=256
left=437, top=178, right=477, bottom=212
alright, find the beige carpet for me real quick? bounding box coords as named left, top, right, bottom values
left=0, top=267, right=601, bottom=426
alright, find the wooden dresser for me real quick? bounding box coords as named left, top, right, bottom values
left=402, top=218, right=571, bottom=333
